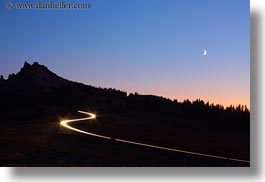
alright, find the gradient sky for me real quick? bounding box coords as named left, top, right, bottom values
left=0, top=0, right=250, bottom=108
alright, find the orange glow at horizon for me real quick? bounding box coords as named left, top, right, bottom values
left=123, top=88, right=250, bottom=109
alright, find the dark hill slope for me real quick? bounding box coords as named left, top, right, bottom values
left=0, top=62, right=249, bottom=133
left=0, top=62, right=126, bottom=120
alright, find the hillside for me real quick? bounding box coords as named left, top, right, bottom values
left=0, top=62, right=250, bottom=166
left=0, top=62, right=249, bottom=131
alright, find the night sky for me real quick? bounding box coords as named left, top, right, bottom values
left=0, top=0, right=250, bottom=107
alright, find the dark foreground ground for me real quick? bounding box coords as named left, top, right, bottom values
left=0, top=111, right=249, bottom=167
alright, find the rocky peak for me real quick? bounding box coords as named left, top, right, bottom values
left=10, top=61, right=68, bottom=88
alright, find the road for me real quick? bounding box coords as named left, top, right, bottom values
left=60, top=110, right=250, bottom=164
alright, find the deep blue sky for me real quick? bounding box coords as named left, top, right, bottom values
left=0, top=0, right=250, bottom=107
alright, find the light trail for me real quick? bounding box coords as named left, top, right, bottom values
left=60, top=111, right=110, bottom=140
left=60, top=111, right=250, bottom=164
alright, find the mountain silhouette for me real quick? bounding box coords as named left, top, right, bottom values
left=0, top=62, right=249, bottom=133
left=12, top=61, right=68, bottom=88
left=0, top=62, right=250, bottom=167
left=3, top=61, right=126, bottom=96
left=0, top=62, right=129, bottom=119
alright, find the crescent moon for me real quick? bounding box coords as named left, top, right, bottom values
left=203, top=49, right=207, bottom=56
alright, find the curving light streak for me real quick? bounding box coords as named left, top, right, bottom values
left=60, top=111, right=110, bottom=140
left=60, top=111, right=250, bottom=164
